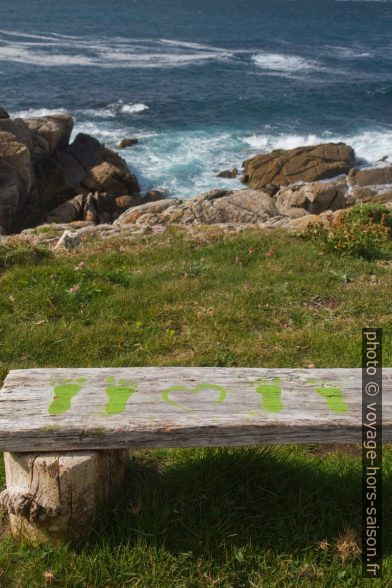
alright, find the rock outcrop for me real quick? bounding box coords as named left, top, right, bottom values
left=46, top=189, right=163, bottom=225
left=0, top=117, right=36, bottom=230
left=348, top=166, right=392, bottom=188
left=117, top=137, right=139, bottom=149
left=0, top=107, right=10, bottom=119
left=24, top=114, right=74, bottom=159
left=351, top=187, right=392, bottom=205
left=46, top=192, right=138, bottom=225
left=217, top=168, right=238, bottom=178
left=242, top=143, right=355, bottom=191
left=274, top=179, right=349, bottom=218
left=36, top=133, right=140, bottom=210
left=0, top=109, right=142, bottom=233
left=115, top=188, right=279, bottom=227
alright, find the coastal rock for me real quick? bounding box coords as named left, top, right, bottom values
left=46, top=191, right=154, bottom=225
left=0, top=134, right=33, bottom=197
left=54, top=230, right=79, bottom=250
left=242, top=143, right=355, bottom=191
left=115, top=198, right=180, bottom=226
left=352, top=187, right=392, bottom=205
left=348, top=166, right=392, bottom=187
left=0, top=118, right=34, bottom=153
left=274, top=179, right=348, bottom=218
left=81, top=160, right=139, bottom=196
left=36, top=133, right=140, bottom=209
left=46, top=194, right=85, bottom=224
left=115, top=194, right=142, bottom=212
left=0, top=107, right=10, bottom=119
left=115, top=189, right=279, bottom=227
left=144, top=189, right=168, bottom=203
left=217, top=168, right=238, bottom=178
left=117, top=137, right=139, bottom=149
left=0, top=120, right=35, bottom=232
left=0, top=160, right=23, bottom=230
left=281, top=209, right=346, bottom=232
left=0, top=111, right=142, bottom=232
left=47, top=191, right=128, bottom=224
left=24, top=114, right=74, bottom=159
left=191, top=189, right=278, bottom=224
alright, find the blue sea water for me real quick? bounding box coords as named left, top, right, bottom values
left=1, top=0, right=392, bottom=197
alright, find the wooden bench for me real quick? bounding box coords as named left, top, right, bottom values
left=0, top=367, right=391, bottom=543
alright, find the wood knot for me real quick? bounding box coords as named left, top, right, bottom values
left=0, top=489, right=59, bottom=522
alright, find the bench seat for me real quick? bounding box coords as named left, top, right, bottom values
left=1, top=367, right=391, bottom=451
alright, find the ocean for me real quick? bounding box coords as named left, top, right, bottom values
left=1, top=0, right=392, bottom=197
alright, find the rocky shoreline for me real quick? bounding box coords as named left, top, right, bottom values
left=1, top=107, right=392, bottom=246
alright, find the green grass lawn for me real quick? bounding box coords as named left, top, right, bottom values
left=0, top=226, right=391, bottom=586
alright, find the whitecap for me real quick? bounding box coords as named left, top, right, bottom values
left=74, top=101, right=149, bottom=119
left=252, top=52, right=319, bottom=73
left=120, top=103, right=149, bottom=114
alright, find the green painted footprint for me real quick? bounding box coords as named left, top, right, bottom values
left=314, top=384, right=348, bottom=414
left=48, top=378, right=86, bottom=415
left=255, top=378, right=283, bottom=413
left=105, top=377, right=136, bottom=415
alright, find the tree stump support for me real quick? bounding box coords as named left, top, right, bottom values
left=0, top=450, right=128, bottom=543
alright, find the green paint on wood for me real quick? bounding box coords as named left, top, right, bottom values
left=48, top=378, right=86, bottom=415
left=307, top=378, right=318, bottom=385
left=104, top=377, right=136, bottom=415
left=255, top=378, right=283, bottom=413
left=162, top=383, right=227, bottom=411
left=314, top=384, right=348, bottom=414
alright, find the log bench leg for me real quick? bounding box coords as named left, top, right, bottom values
left=0, top=450, right=128, bottom=543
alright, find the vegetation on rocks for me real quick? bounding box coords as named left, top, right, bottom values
left=303, top=203, right=392, bottom=260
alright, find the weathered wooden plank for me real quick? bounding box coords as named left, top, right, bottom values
left=0, top=367, right=390, bottom=451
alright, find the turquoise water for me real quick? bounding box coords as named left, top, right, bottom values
left=1, top=0, right=392, bottom=196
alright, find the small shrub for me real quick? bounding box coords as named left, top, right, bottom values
left=344, top=203, right=392, bottom=230
left=303, top=204, right=392, bottom=259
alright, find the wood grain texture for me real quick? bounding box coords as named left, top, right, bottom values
left=0, top=367, right=390, bottom=451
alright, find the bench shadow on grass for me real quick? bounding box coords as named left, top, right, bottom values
left=81, top=446, right=391, bottom=558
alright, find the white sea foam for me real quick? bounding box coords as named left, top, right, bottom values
left=328, top=46, right=374, bottom=59
left=71, top=121, right=126, bottom=144
left=120, top=103, right=149, bottom=114
left=71, top=123, right=244, bottom=197
left=77, top=101, right=149, bottom=118
left=243, top=130, right=392, bottom=164
left=252, top=52, right=319, bottom=73
left=0, top=30, right=233, bottom=68
left=11, top=107, right=68, bottom=118
left=69, top=116, right=392, bottom=198
left=0, top=45, right=96, bottom=66
left=78, top=108, right=116, bottom=119
left=160, top=38, right=230, bottom=53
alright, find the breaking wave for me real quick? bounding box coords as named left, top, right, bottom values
left=243, top=131, right=392, bottom=164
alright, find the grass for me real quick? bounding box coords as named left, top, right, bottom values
left=0, top=226, right=391, bottom=586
